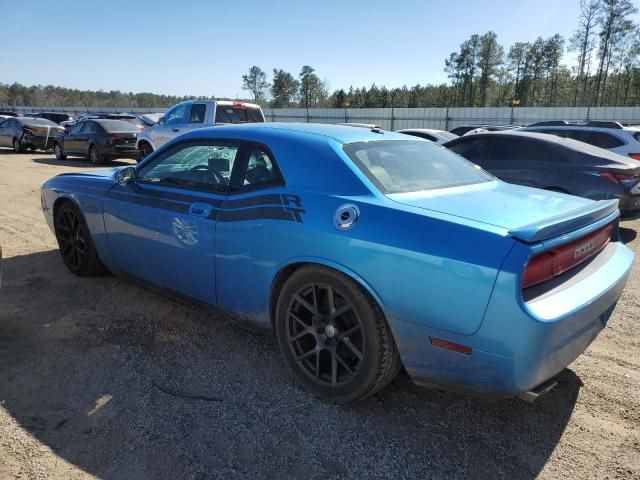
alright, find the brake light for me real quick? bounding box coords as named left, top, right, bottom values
left=23, top=126, right=34, bottom=135
left=601, top=172, right=635, bottom=183
left=233, top=101, right=246, bottom=108
left=629, top=153, right=640, bottom=161
left=107, top=134, right=125, bottom=144
left=522, top=223, right=613, bottom=289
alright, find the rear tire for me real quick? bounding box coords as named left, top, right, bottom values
left=88, top=145, right=105, bottom=165
left=275, top=266, right=401, bottom=403
left=12, top=138, right=24, bottom=153
left=54, top=142, right=66, bottom=160
left=54, top=202, right=107, bottom=276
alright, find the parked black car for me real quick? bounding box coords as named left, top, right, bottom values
left=444, top=131, right=640, bottom=214
left=0, top=111, right=18, bottom=117
left=61, top=113, right=145, bottom=131
left=0, top=117, right=65, bottom=152
left=53, top=119, right=139, bottom=164
left=25, top=112, right=75, bottom=125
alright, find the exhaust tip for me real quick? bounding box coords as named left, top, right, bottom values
left=518, top=378, right=558, bottom=403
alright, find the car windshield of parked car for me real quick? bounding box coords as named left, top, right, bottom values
left=96, top=120, right=139, bottom=132
left=215, top=106, right=263, bottom=124
left=344, top=140, right=494, bottom=194
left=23, top=118, right=58, bottom=126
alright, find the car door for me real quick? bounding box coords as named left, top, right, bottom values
left=0, top=118, right=13, bottom=146
left=102, top=140, right=241, bottom=304
left=181, top=102, right=207, bottom=134
left=62, top=121, right=84, bottom=153
left=154, top=103, right=191, bottom=148
left=77, top=121, right=97, bottom=154
left=214, top=144, right=299, bottom=318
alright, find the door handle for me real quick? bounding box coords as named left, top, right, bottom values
left=172, top=128, right=180, bottom=133
left=189, top=203, right=212, bottom=217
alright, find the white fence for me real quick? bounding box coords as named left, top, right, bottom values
left=6, top=105, right=640, bottom=129
left=262, top=106, right=640, bottom=130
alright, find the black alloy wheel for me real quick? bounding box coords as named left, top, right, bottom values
left=286, top=282, right=365, bottom=388
left=54, top=202, right=107, bottom=276
left=275, top=266, right=401, bottom=403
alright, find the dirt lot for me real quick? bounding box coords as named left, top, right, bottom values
left=0, top=150, right=639, bottom=479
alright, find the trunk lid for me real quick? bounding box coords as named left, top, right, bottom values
left=387, top=180, right=619, bottom=243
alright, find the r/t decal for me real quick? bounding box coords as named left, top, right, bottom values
left=282, top=194, right=306, bottom=223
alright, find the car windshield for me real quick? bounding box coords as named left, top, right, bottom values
left=23, top=118, right=59, bottom=126
left=343, top=140, right=494, bottom=194
left=215, top=105, right=263, bottom=124
left=96, top=120, right=139, bottom=132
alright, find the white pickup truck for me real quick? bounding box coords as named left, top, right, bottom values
left=136, top=100, right=265, bottom=159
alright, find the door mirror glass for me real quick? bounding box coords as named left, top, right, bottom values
left=116, top=166, right=136, bottom=186
left=157, top=116, right=164, bottom=125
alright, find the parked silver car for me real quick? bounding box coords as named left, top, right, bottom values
left=136, top=100, right=265, bottom=159
left=518, top=121, right=640, bottom=161
left=396, top=128, right=459, bottom=144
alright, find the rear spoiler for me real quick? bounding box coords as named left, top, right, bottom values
left=508, top=199, right=619, bottom=243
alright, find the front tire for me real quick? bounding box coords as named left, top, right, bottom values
left=88, top=145, right=105, bottom=165
left=12, top=138, right=24, bottom=153
left=275, top=266, right=401, bottom=403
left=54, top=142, right=67, bottom=160
left=138, top=142, right=153, bottom=161
left=54, top=202, right=107, bottom=276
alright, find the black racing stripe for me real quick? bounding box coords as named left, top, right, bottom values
left=107, top=191, right=191, bottom=214
left=222, top=194, right=283, bottom=209
left=113, top=185, right=225, bottom=207
left=218, top=206, right=296, bottom=222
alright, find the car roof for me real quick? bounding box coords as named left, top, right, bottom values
left=455, top=130, right=637, bottom=165
left=179, top=122, right=415, bottom=144
left=522, top=124, right=638, bottom=133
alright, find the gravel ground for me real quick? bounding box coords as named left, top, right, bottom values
left=0, top=150, right=639, bottom=480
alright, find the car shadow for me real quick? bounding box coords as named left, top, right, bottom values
left=619, top=226, right=637, bottom=244
left=31, top=157, right=136, bottom=168
left=0, top=250, right=581, bottom=479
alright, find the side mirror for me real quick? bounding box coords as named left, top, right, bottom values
left=157, top=116, right=164, bottom=125
left=116, top=166, right=136, bottom=186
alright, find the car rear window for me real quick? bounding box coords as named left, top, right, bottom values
left=96, top=120, right=139, bottom=132
left=633, top=131, right=640, bottom=143
left=215, top=105, right=263, bottom=124
left=343, top=140, right=493, bottom=194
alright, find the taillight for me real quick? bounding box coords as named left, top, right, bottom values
left=108, top=134, right=125, bottom=144
left=601, top=172, right=635, bottom=183
left=629, top=153, right=640, bottom=161
left=23, top=126, right=34, bottom=135
left=522, top=223, right=613, bottom=289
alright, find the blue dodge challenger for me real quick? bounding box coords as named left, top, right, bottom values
left=41, top=123, right=634, bottom=403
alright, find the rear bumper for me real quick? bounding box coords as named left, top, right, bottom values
left=389, top=241, right=634, bottom=398
left=101, top=145, right=140, bottom=160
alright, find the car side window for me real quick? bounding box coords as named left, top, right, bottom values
left=138, top=143, right=240, bottom=192
left=69, top=122, right=84, bottom=134
left=164, top=104, right=189, bottom=126
left=189, top=104, right=206, bottom=123
left=588, top=132, right=625, bottom=149
left=81, top=122, right=97, bottom=134
left=448, top=138, right=492, bottom=166
left=240, top=147, right=283, bottom=190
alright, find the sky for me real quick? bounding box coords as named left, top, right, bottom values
left=1, top=0, right=639, bottom=98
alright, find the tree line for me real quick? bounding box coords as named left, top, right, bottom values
left=2, top=0, right=638, bottom=110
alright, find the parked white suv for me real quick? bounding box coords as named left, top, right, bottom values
left=136, top=100, right=265, bottom=159
left=519, top=121, right=640, bottom=161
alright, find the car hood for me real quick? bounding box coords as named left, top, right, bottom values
left=387, top=180, right=618, bottom=242
left=56, top=168, right=118, bottom=179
